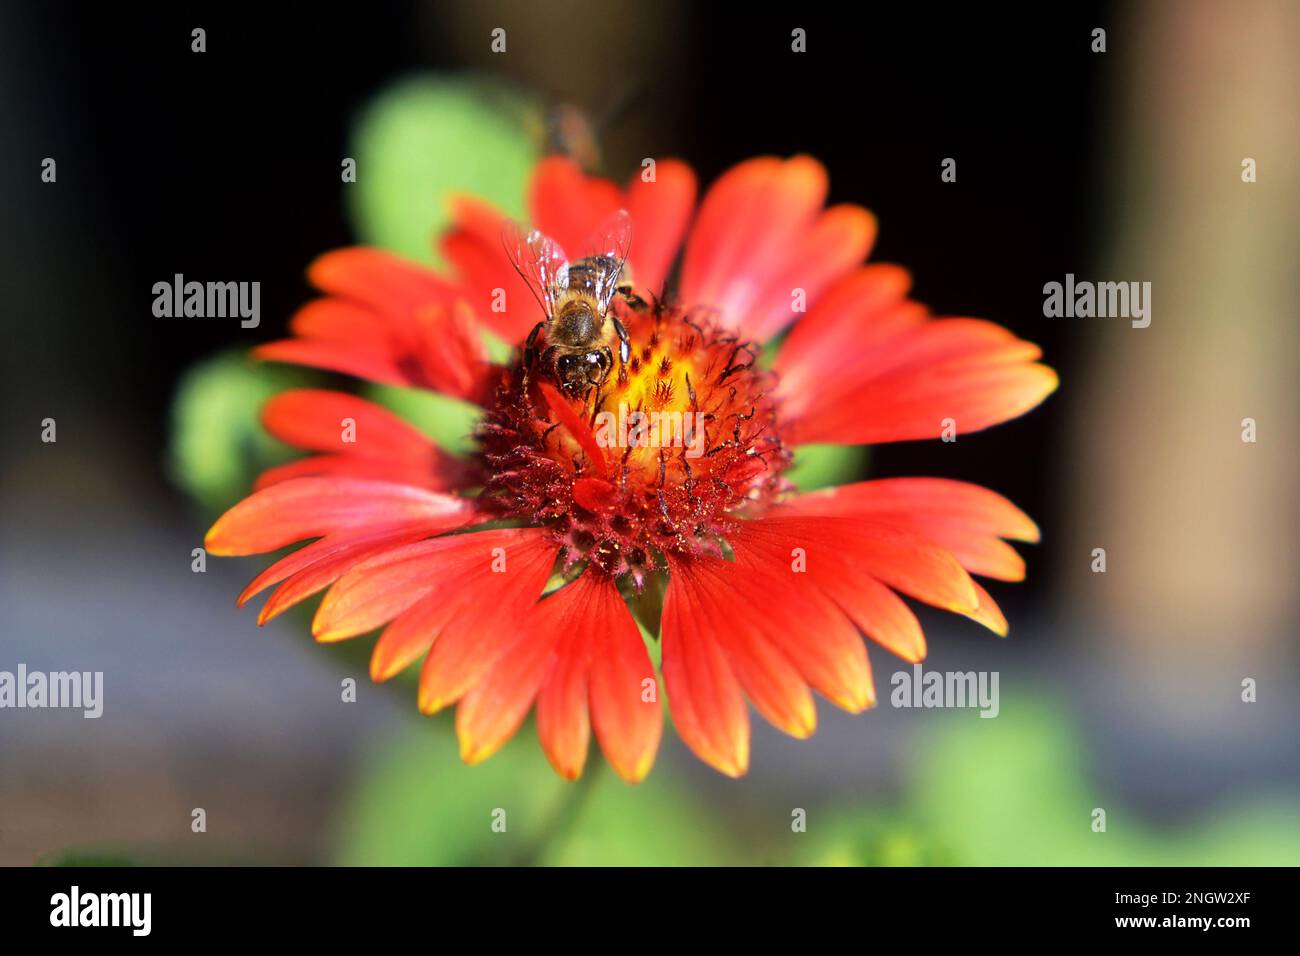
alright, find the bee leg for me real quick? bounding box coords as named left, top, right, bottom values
left=612, top=317, right=631, bottom=382
left=599, top=346, right=615, bottom=387
left=618, top=284, right=648, bottom=311
left=522, top=322, right=545, bottom=391
left=541, top=345, right=562, bottom=389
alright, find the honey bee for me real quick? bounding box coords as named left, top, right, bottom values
left=505, top=209, right=639, bottom=395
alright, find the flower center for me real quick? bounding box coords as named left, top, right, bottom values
left=476, top=301, right=791, bottom=585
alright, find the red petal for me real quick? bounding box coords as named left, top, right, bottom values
left=729, top=519, right=922, bottom=666
left=661, top=560, right=751, bottom=776
left=539, top=382, right=609, bottom=477
left=205, top=477, right=471, bottom=556
left=290, top=297, right=390, bottom=342
left=262, top=389, right=432, bottom=459
left=455, top=613, right=560, bottom=767
left=256, top=527, right=444, bottom=626
left=535, top=623, right=591, bottom=780
left=622, top=159, right=697, bottom=293
left=307, top=247, right=460, bottom=324
left=369, top=528, right=556, bottom=682
left=786, top=478, right=1039, bottom=582
left=585, top=583, right=662, bottom=783
left=776, top=276, right=1058, bottom=444
left=440, top=195, right=541, bottom=343
left=529, top=575, right=649, bottom=780
left=259, top=249, right=490, bottom=399
left=254, top=389, right=467, bottom=493
left=674, top=557, right=818, bottom=738
left=528, top=157, right=623, bottom=256
left=252, top=453, right=462, bottom=493
left=254, top=338, right=410, bottom=388
left=736, top=204, right=877, bottom=342
left=792, top=357, right=1058, bottom=446
left=412, top=532, right=558, bottom=707
left=478, top=572, right=660, bottom=781
left=679, top=156, right=833, bottom=333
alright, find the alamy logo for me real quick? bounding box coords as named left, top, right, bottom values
left=50, top=886, right=151, bottom=936
left=890, top=664, right=999, bottom=717
left=0, top=664, right=103, bottom=718
left=1043, top=273, right=1151, bottom=328
left=152, top=274, right=260, bottom=328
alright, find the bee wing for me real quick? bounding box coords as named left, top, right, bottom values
left=502, top=219, right=570, bottom=319
left=573, top=208, right=632, bottom=311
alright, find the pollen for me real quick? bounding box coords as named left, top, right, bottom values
left=475, top=301, right=792, bottom=585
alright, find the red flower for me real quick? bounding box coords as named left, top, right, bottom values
left=207, top=154, right=1056, bottom=781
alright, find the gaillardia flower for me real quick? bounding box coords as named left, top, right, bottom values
left=206, top=155, right=1056, bottom=781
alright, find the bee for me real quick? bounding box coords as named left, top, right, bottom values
left=505, top=209, right=639, bottom=396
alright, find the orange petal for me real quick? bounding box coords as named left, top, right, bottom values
left=370, top=529, right=556, bottom=683
left=679, top=155, right=829, bottom=333
left=727, top=518, right=900, bottom=686
left=254, top=338, right=410, bottom=389
left=245, top=525, right=449, bottom=625
left=539, top=382, right=609, bottom=477
left=252, top=452, right=464, bottom=494
left=586, top=586, right=662, bottom=783
left=679, top=558, right=818, bottom=738
left=739, top=204, right=877, bottom=342
left=769, top=516, right=980, bottom=615
left=778, top=302, right=1058, bottom=445
left=307, top=247, right=459, bottom=320
left=412, top=531, right=558, bottom=705
left=786, top=478, right=1038, bottom=581
left=313, top=536, right=467, bottom=643
left=661, top=560, right=751, bottom=777
left=622, top=158, right=697, bottom=293
left=963, top=580, right=1009, bottom=637
left=728, top=513, right=982, bottom=657
left=440, top=195, right=541, bottom=343
left=455, top=623, right=560, bottom=768
left=268, top=249, right=490, bottom=399
left=205, top=477, right=471, bottom=556
left=527, top=156, right=623, bottom=256
left=262, top=389, right=432, bottom=458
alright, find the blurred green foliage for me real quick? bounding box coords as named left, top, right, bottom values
left=785, top=443, right=868, bottom=493
left=364, top=383, right=482, bottom=458
left=168, top=351, right=307, bottom=512
left=342, top=694, right=1300, bottom=866
left=334, top=717, right=740, bottom=866
left=801, top=698, right=1300, bottom=867
left=346, top=75, right=540, bottom=268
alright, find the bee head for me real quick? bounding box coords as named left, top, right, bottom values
left=556, top=350, right=611, bottom=391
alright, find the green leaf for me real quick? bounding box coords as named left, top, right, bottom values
left=334, top=715, right=741, bottom=866
left=168, top=352, right=308, bottom=511
left=346, top=75, right=541, bottom=267
left=539, top=769, right=740, bottom=866
left=334, top=718, right=568, bottom=866
left=801, top=812, right=962, bottom=867
left=904, top=697, right=1300, bottom=866
left=785, top=443, right=868, bottom=492
left=364, top=383, right=482, bottom=457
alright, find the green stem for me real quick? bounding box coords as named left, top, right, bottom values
left=509, top=759, right=603, bottom=866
